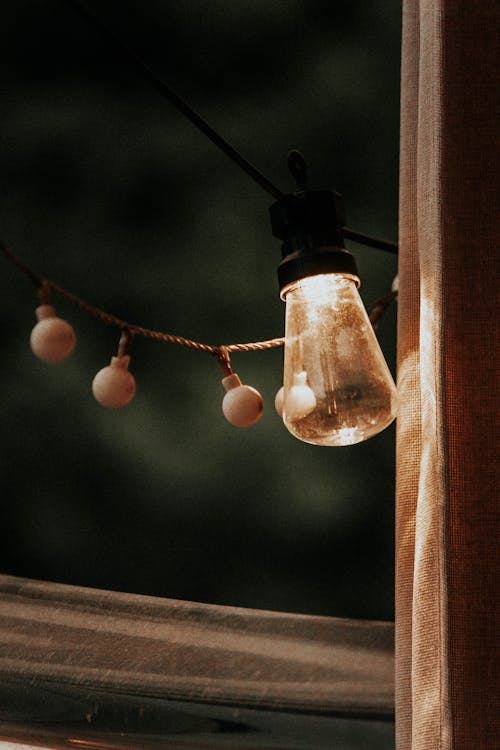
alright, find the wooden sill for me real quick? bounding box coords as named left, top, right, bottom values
left=0, top=574, right=394, bottom=749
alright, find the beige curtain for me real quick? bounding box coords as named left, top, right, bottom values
left=396, top=1, right=499, bottom=748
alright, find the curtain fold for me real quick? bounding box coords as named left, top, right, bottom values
left=396, top=2, right=499, bottom=748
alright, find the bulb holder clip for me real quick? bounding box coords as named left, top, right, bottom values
left=270, top=190, right=359, bottom=294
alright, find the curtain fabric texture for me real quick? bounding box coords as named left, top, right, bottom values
left=396, top=2, right=499, bottom=748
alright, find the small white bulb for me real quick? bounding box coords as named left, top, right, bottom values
left=222, top=373, right=264, bottom=427
left=274, top=386, right=284, bottom=418
left=284, top=371, right=317, bottom=421
left=30, top=304, right=76, bottom=363
left=391, top=275, right=399, bottom=294
left=92, top=355, right=136, bottom=409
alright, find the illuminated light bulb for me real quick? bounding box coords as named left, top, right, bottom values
left=222, top=373, right=263, bottom=427
left=281, top=273, right=397, bottom=446
left=30, top=304, right=76, bottom=363
left=92, top=355, right=136, bottom=408
left=270, top=170, right=398, bottom=447
left=274, top=386, right=284, bottom=417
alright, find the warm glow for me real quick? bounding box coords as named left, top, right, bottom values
left=282, top=273, right=397, bottom=446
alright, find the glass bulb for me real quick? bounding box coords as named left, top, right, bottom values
left=282, top=273, right=397, bottom=446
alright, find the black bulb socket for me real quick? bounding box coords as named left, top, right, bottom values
left=270, top=190, right=359, bottom=298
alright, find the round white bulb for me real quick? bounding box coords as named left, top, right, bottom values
left=30, top=304, right=76, bottom=363
left=285, top=371, right=317, bottom=421
left=222, top=373, right=264, bottom=427
left=274, top=386, right=284, bottom=418
left=92, top=355, right=136, bottom=409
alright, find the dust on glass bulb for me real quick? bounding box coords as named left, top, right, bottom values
left=281, top=273, right=397, bottom=446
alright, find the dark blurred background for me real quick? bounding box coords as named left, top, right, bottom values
left=0, top=0, right=400, bottom=621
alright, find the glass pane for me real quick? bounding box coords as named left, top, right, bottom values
left=0, top=2, right=399, bottom=621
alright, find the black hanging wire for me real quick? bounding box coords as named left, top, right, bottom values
left=287, top=150, right=398, bottom=254
left=66, top=0, right=397, bottom=254
left=67, top=0, right=284, bottom=202
left=343, top=228, right=398, bottom=254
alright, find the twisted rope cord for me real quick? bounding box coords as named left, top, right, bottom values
left=2, top=242, right=395, bottom=370
left=1, top=243, right=284, bottom=370
left=49, top=279, right=286, bottom=354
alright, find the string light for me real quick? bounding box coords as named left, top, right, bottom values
left=3, top=3, right=399, bottom=445
left=222, top=374, right=264, bottom=427
left=2, top=241, right=396, bottom=438
left=28, top=279, right=76, bottom=364
left=30, top=302, right=76, bottom=364
left=279, top=275, right=397, bottom=446
left=92, top=331, right=136, bottom=409
left=270, top=152, right=398, bottom=446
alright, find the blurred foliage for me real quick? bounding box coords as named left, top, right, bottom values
left=1, top=0, right=400, bottom=620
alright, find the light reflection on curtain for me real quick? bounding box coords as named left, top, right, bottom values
left=396, top=1, right=499, bottom=747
